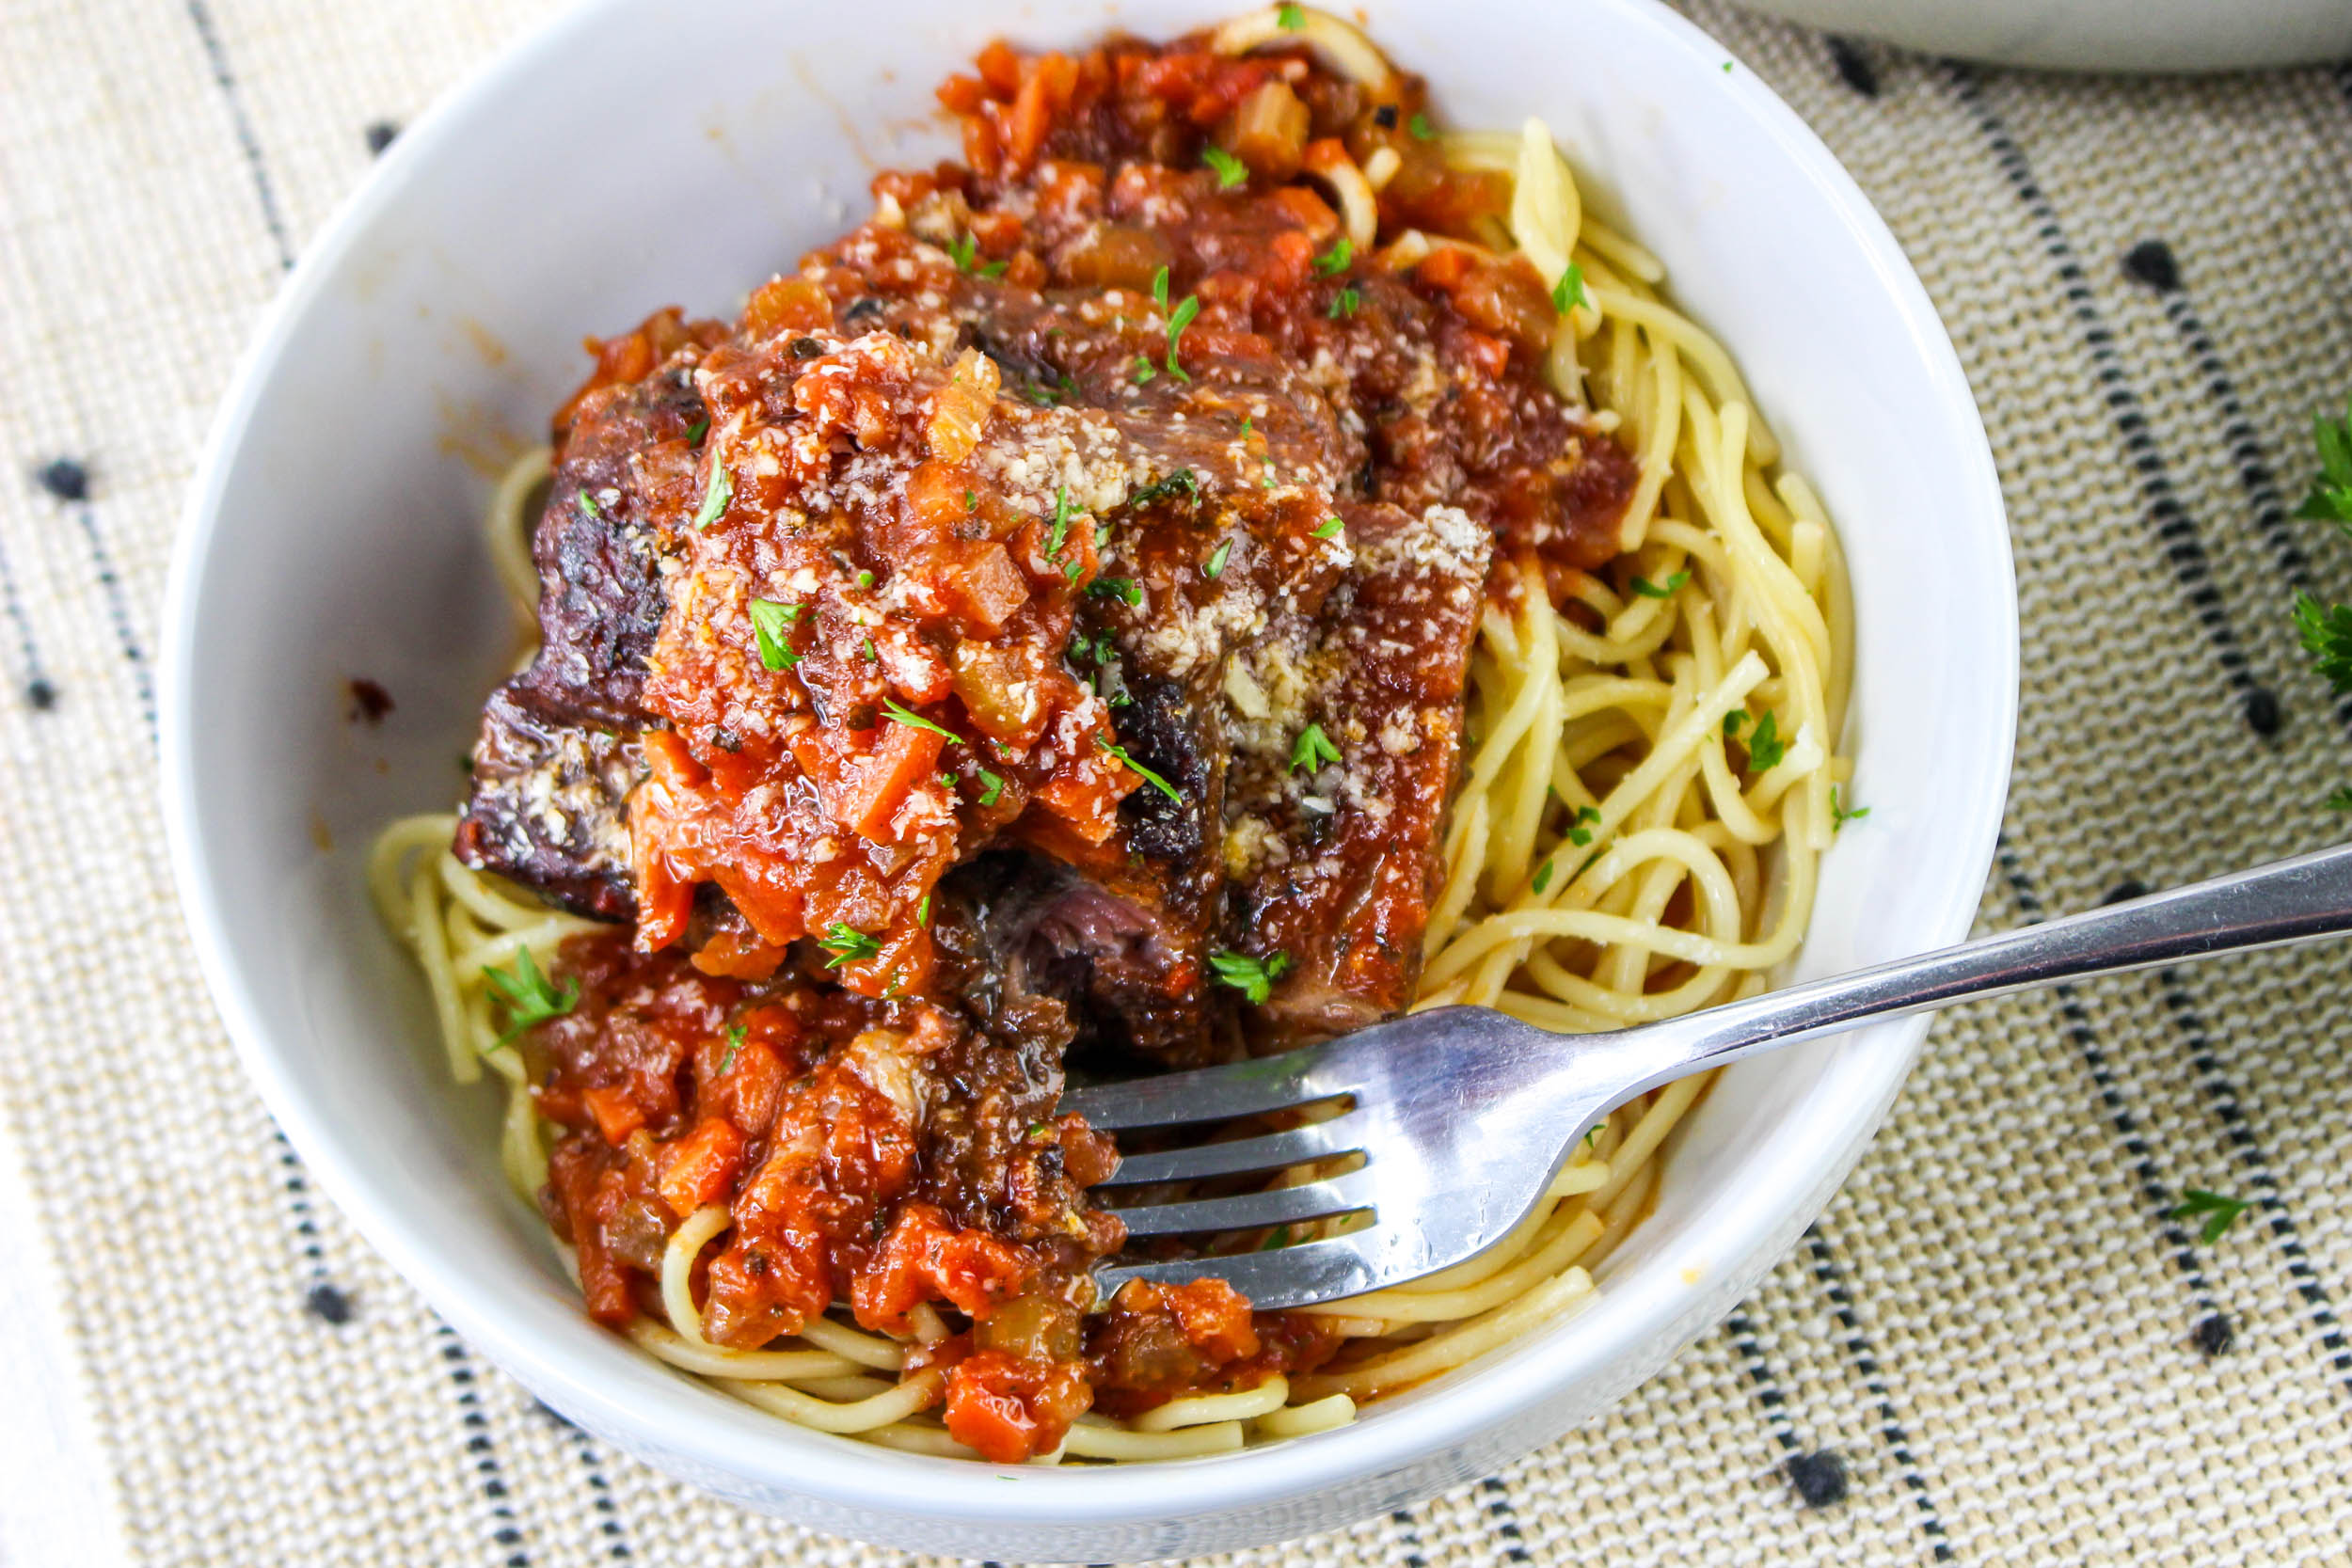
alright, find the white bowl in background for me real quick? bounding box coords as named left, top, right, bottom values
left=1730, top=0, right=2352, bottom=71
left=161, top=0, right=2015, bottom=1557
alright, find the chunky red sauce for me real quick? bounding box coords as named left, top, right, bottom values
left=482, top=23, right=1637, bottom=1461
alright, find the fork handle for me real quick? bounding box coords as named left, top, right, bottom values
left=1620, top=841, right=2352, bottom=1094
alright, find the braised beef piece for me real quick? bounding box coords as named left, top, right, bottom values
left=454, top=335, right=710, bottom=916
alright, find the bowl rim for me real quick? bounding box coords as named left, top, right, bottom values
left=160, top=0, right=2017, bottom=1536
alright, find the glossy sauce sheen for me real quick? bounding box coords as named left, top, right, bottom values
left=486, top=26, right=1636, bottom=1461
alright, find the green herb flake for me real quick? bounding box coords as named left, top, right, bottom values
left=882, top=697, right=962, bottom=745
left=1133, top=355, right=1159, bottom=384
left=685, top=418, right=710, bottom=447
left=1744, top=710, right=1787, bottom=772
left=577, top=491, right=603, bottom=520
left=2169, top=1188, right=2251, bottom=1244
left=1129, top=467, right=1200, bottom=507
left=1203, top=539, right=1232, bottom=578
left=1089, top=576, right=1141, bottom=607
left=1723, top=709, right=1746, bottom=740
left=1209, top=949, right=1292, bottom=1005
left=1566, top=804, right=1602, bottom=847
left=976, top=768, right=1005, bottom=807
left=484, top=946, right=579, bottom=1045
left=857, top=569, right=876, bottom=590
left=1202, top=145, right=1249, bottom=190
left=2297, top=396, right=2352, bottom=530
left=1259, top=1223, right=1295, bottom=1250
left=694, top=464, right=733, bottom=530
left=1551, top=262, right=1589, bottom=317
left=1312, top=515, right=1344, bottom=541
left=748, top=598, right=803, bottom=672
left=1152, top=265, right=1170, bottom=309
left=817, top=923, right=882, bottom=969
left=1408, top=111, right=1435, bottom=141
left=864, top=637, right=880, bottom=662
left=716, top=1023, right=745, bottom=1076
left=1165, top=293, right=1201, bottom=381
left=1630, top=568, right=1689, bottom=599
left=1097, top=735, right=1182, bottom=802
left=1313, top=237, right=1353, bottom=277
left=1277, top=3, right=1305, bottom=30
left=1048, top=484, right=1073, bottom=560
left=1327, top=285, right=1359, bottom=319
left=965, top=489, right=978, bottom=512
left=1532, top=859, right=1555, bottom=895
left=1289, top=721, right=1342, bottom=773
left=1831, top=785, right=1870, bottom=831
left=917, top=893, right=932, bottom=927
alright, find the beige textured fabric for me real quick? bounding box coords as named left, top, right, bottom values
left=5, top=1, right=2352, bottom=1562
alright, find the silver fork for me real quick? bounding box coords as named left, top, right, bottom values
left=1066, top=842, right=2352, bottom=1309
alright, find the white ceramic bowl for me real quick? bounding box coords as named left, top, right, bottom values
left=1729, top=0, right=2352, bottom=72
left=161, top=0, right=2015, bottom=1557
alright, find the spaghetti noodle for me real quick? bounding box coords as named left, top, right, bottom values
left=372, top=5, right=1849, bottom=1463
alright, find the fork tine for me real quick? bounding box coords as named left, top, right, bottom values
left=1091, top=1115, right=1367, bottom=1187
left=1058, top=1041, right=1354, bottom=1130
left=1096, top=1232, right=1389, bottom=1312
left=1108, top=1167, right=1375, bottom=1237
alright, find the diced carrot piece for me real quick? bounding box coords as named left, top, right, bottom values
left=658, top=1117, right=746, bottom=1218
left=581, top=1085, right=646, bottom=1147
left=847, top=723, right=946, bottom=841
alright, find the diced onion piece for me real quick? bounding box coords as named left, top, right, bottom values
left=927, top=349, right=999, bottom=463
left=1224, top=80, right=1310, bottom=182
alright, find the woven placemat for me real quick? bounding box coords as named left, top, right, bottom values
left=6, top=2, right=2352, bottom=1562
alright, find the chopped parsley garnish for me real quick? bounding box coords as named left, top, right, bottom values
left=1723, top=709, right=1746, bottom=739
left=1327, top=285, right=1359, bottom=319
left=2169, top=1188, right=2251, bottom=1243
left=1630, top=568, right=1688, bottom=599
left=1743, top=710, right=1787, bottom=771
left=1202, top=145, right=1249, bottom=190
left=577, top=491, right=602, bottom=520
left=976, top=768, right=1005, bottom=807
left=1048, top=484, right=1073, bottom=559
left=916, top=893, right=932, bottom=927
left=1551, top=262, right=1589, bottom=316
left=1277, top=3, right=1305, bottom=30
left=1313, top=237, right=1353, bottom=277
left=716, top=1023, right=744, bottom=1075
left=1097, top=735, right=1182, bottom=802
left=1089, top=576, right=1141, bottom=607
left=1408, top=111, right=1435, bottom=141
left=1164, top=293, right=1201, bottom=381
left=2330, top=786, right=2352, bottom=813
left=1566, top=804, right=1602, bottom=847
left=1831, top=786, right=1870, bottom=830
left=748, top=598, right=802, bottom=671
left=857, top=569, right=876, bottom=589
left=1312, top=515, right=1344, bottom=541
left=1203, top=539, right=1232, bottom=578
left=863, top=637, right=879, bottom=661
left=817, top=924, right=882, bottom=968
left=882, top=697, right=962, bottom=744
left=1259, top=1224, right=1294, bottom=1250
left=1532, top=859, right=1555, bottom=895
left=685, top=418, right=710, bottom=447
left=1133, top=355, right=1159, bottom=384
left=1129, top=467, right=1200, bottom=507
left=1152, top=265, right=1170, bottom=309
left=2295, top=592, right=2352, bottom=690
left=945, top=231, right=1008, bottom=277
left=2296, top=395, right=2352, bottom=531
left=694, top=464, right=732, bottom=530
left=484, top=946, right=578, bottom=1045
left=1290, top=721, right=1342, bottom=773
left=1210, top=949, right=1292, bottom=1005
left=965, top=489, right=978, bottom=512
